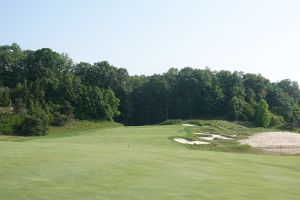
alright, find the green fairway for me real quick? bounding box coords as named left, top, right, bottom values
left=1, top=124, right=300, bottom=200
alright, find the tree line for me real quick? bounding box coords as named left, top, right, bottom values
left=1, top=43, right=300, bottom=135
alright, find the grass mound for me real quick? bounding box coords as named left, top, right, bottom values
left=185, top=119, right=275, bottom=138
left=0, top=120, right=122, bottom=141
left=160, top=119, right=182, bottom=125
left=182, top=119, right=277, bottom=153
left=49, top=119, right=122, bottom=134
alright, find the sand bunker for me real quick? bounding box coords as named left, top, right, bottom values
left=194, top=133, right=233, bottom=141
left=174, top=138, right=209, bottom=145
left=182, top=124, right=196, bottom=127
left=194, top=132, right=210, bottom=136
left=240, top=132, right=300, bottom=154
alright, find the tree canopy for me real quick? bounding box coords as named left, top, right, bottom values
left=1, top=44, right=300, bottom=135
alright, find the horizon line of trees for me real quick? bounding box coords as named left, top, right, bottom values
left=1, top=43, right=300, bottom=135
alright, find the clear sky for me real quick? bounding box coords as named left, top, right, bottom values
left=2, top=0, right=300, bottom=83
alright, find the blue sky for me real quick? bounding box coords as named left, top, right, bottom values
left=2, top=0, right=300, bottom=83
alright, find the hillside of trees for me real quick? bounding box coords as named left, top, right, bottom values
left=1, top=43, right=300, bottom=136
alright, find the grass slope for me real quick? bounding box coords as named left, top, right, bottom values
left=0, top=122, right=300, bottom=200
left=180, top=120, right=279, bottom=153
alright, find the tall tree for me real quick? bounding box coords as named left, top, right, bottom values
left=255, top=99, right=271, bottom=127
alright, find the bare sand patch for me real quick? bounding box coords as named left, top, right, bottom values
left=240, top=132, right=300, bottom=154
left=194, top=133, right=234, bottom=141
left=174, top=138, right=209, bottom=145
left=182, top=124, right=196, bottom=127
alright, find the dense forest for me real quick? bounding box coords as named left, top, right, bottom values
left=1, top=43, right=300, bottom=136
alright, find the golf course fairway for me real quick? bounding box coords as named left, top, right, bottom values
left=1, top=125, right=300, bottom=200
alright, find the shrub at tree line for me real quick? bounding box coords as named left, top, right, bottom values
left=255, top=100, right=271, bottom=127
left=1, top=44, right=300, bottom=136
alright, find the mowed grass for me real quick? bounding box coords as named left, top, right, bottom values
left=1, top=123, right=300, bottom=200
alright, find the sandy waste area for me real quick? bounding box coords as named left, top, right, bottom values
left=182, top=124, right=196, bottom=127
left=174, top=138, right=209, bottom=145
left=240, top=132, right=300, bottom=154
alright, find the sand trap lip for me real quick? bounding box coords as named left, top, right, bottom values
left=194, top=133, right=234, bottom=141
left=182, top=124, right=196, bottom=127
left=174, top=138, right=209, bottom=145
left=194, top=132, right=210, bottom=136
left=240, top=132, right=300, bottom=154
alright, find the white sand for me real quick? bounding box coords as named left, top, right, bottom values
left=210, top=134, right=233, bottom=140
left=182, top=124, right=196, bottom=127
left=174, top=138, right=209, bottom=145
left=194, top=133, right=233, bottom=141
left=240, top=132, right=300, bottom=154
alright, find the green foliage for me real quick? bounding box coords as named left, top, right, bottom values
left=229, top=96, right=246, bottom=120
left=0, top=87, right=11, bottom=106
left=61, top=101, right=74, bottom=118
left=0, top=113, right=23, bottom=134
left=291, top=105, right=300, bottom=128
left=269, top=112, right=285, bottom=128
left=15, top=103, right=50, bottom=136
left=17, top=115, right=48, bottom=136
left=243, top=102, right=255, bottom=121
left=50, top=112, right=68, bottom=127
left=255, top=100, right=271, bottom=127
left=160, top=119, right=182, bottom=125
left=3, top=43, right=300, bottom=134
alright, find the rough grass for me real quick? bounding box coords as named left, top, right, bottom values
left=48, top=119, right=122, bottom=135
left=185, top=119, right=277, bottom=138
left=160, top=119, right=182, bottom=125
left=0, top=120, right=121, bottom=142
left=1, top=122, right=300, bottom=200
left=180, top=120, right=280, bottom=153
